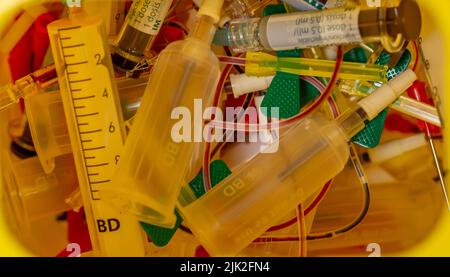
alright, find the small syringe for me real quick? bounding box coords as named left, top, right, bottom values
left=214, top=0, right=421, bottom=53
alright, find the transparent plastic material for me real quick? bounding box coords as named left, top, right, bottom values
left=25, top=92, right=71, bottom=174
left=308, top=165, right=443, bottom=256
left=374, top=140, right=441, bottom=180
left=0, top=77, right=35, bottom=112
left=104, top=15, right=221, bottom=228
left=0, top=65, right=57, bottom=112
left=224, top=18, right=261, bottom=51
left=335, top=107, right=367, bottom=140
left=1, top=152, right=78, bottom=233
left=178, top=114, right=350, bottom=256
left=237, top=187, right=321, bottom=257
left=116, top=75, right=148, bottom=120
left=223, top=0, right=273, bottom=19
left=366, top=134, right=427, bottom=164
left=282, top=0, right=327, bottom=11
left=233, top=163, right=443, bottom=257
left=195, top=0, right=271, bottom=20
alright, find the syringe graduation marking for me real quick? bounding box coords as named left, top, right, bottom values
left=80, top=129, right=102, bottom=134
left=73, top=95, right=95, bottom=100
left=58, top=27, right=111, bottom=201
left=66, top=61, right=88, bottom=66
left=62, top=43, right=85, bottom=49
left=84, top=146, right=106, bottom=151
left=70, top=78, right=92, bottom=83
left=76, top=112, right=99, bottom=117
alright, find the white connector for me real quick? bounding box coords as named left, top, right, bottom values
left=367, top=134, right=426, bottom=164
left=358, top=69, right=417, bottom=120
left=230, top=74, right=274, bottom=98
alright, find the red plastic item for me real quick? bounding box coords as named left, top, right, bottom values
left=385, top=112, right=420, bottom=134
left=151, top=24, right=186, bottom=54
left=31, top=13, right=55, bottom=70
left=56, top=209, right=93, bottom=257
left=8, top=25, right=33, bottom=83
left=195, top=246, right=210, bottom=257
left=8, top=12, right=57, bottom=111
left=9, top=12, right=56, bottom=80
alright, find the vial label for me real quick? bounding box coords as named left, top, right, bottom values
left=265, top=7, right=362, bottom=51
left=127, top=0, right=172, bottom=35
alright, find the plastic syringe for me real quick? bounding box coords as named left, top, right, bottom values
left=178, top=70, right=417, bottom=256
left=103, top=0, right=225, bottom=228
left=0, top=64, right=57, bottom=112
left=47, top=4, right=146, bottom=256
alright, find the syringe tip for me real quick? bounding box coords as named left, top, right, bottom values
left=358, top=69, right=417, bottom=120
left=388, top=69, right=418, bottom=94
left=198, top=0, right=225, bottom=24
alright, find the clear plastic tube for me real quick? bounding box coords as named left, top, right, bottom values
left=392, top=96, right=441, bottom=127
left=244, top=51, right=388, bottom=81
left=195, top=0, right=272, bottom=20
left=223, top=0, right=274, bottom=18
left=0, top=65, right=57, bottom=112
